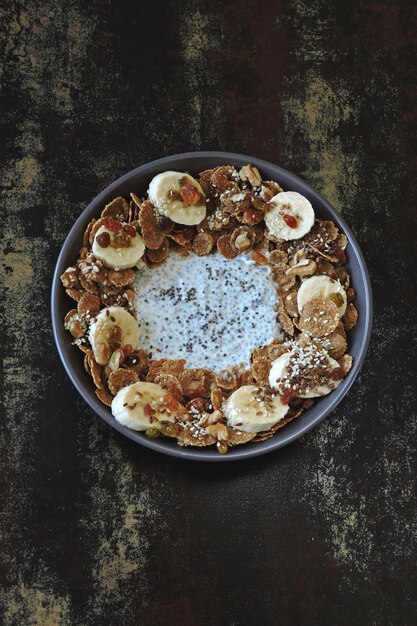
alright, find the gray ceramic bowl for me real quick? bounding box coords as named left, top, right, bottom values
left=51, top=151, right=372, bottom=461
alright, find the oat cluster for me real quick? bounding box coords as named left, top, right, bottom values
left=60, top=164, right=358, bottom=453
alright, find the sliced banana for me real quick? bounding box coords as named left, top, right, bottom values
left=297, top=275, right=347, bottom=316
left=111, top=382, right=177, bottom=431
left=148, top=171, right=206, bottom=225
left=223, top=385, right=289, bottom=433
left=92, top=224, right=145, bottom=270
left=269, top=352, right=342, bottom=398
left=89, top=306, right=139, bottom=353
left=264, top=191, right=315, bottom=240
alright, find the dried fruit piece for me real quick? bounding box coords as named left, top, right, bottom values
left=124, top=349, right=149, bottom=377
left=342, top=303, right=358, bottom=330
left=96, top=231, right=110, bottom=248
left=178, top=179, right=202, bottom=205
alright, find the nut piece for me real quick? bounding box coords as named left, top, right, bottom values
left=69, top=320, right=85, bottom=339
left=210, top=388, right=224, bottom=411
left=108, top=348, right=125, bottom=371
left=286, top=258, right=317, bottom=277
left=198, top=410, right=223, bottom=427
left=239, top=164, right=262, bottom=187
left=205, top=423, right=229, bottom=441
left=95, top=341, right=112, bottom=366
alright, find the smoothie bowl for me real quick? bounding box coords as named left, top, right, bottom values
left=51, top=152, right=372, bottom=461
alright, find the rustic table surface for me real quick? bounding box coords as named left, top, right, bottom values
left=1, top=1, right=416, bottom=624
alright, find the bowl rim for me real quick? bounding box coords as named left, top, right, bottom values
left=51, top=151, right=373, bottom=462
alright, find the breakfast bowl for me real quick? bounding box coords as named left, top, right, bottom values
left=51, top=151, right=372, bottom=461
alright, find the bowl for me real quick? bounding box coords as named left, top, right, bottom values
left=51, top=151, right=372, bottom=461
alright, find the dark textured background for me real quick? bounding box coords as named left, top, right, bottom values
left=1, top=1, right=417, bottom=624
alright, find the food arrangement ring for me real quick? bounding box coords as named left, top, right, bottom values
left=51, top=152, right=372, bottom=461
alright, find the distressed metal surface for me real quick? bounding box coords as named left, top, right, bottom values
left=1, top=1, right=416, bottom=624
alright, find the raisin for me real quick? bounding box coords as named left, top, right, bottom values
left=102, top=217, right=123, bottom=232
left=163, top=393, right=180, bottom=411
left=329, top=292, right=344, bottom=308
left=96, top=231, right=110, bottom=248
left=346, top=287, right=356, bottom=303
left=123, top=223, right=137, bottom=237
left=179, top=180, right=201, bottom=205
left=330, top=367, right=345, bottom=381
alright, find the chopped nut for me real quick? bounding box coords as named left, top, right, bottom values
left=239, top=164, right=262, bottom=187
left=286, top=258, right=317, bottom=277
left=206, top=423, right=229, bottom=441
left=94, top=341, right=112, bottom=366
left=108, top=348, right=125, bottom=371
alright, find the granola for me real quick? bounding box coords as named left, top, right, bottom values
left=60, top=164, right=358, bottom=453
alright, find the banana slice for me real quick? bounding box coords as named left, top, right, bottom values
left=223, top=385, right=289, bottom=433
left=111, top=382, right=177, bottom=431
left=89, top=306, right=139, bottom=353
left=148, top=171, right=206, bottom=225
left=297, top=275, right=347, bottom=316
left=264, top=191, right=315, bottom=240
left=92, top=223, right=145, bottom=270
left=269, top=351, right=342, bottom=398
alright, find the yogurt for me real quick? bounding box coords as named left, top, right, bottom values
left=134, top=252, right=281, bottom=372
